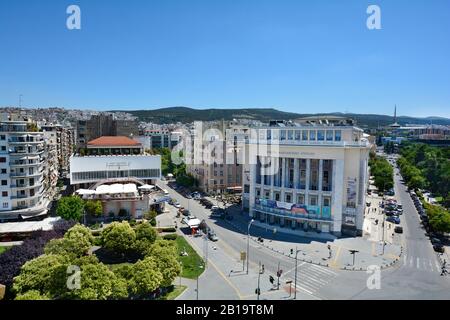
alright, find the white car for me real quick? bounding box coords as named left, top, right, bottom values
left=211, top=205, right=219, bottom=211
left=174, top=202, right=181, bottom=208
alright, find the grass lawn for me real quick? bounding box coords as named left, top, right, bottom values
left=158, top=285, right=187, bottom=300
left=175, top=236, right=205, bottom=279
left=0, top=246, right=11, bottom=255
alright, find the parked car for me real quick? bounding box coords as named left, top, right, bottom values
left=386, top=216, right=401, bottom=224
left=394, top=226, right=403, bottom=233
left=174, top=202, right=181, bottom=208
left=182, top=215, right=198, bottom=225
left=211, top=205, right=219, bottom=211
left=182, top=209, right=191, bottom=217
left=433, top=244, right=445, bottom=253
left=431, top=238, right=442, bottom=245
left=208, top=231, right=219, bottom=242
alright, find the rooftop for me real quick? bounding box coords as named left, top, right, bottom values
left=87, top=136, right=141, bottom=147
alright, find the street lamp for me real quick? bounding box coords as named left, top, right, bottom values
left=349, top=250, right=359, bottom=266
left=294, top=247, right=302, bottom=300
left=246, top=219, right=255, bottom=274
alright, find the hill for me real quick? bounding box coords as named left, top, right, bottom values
left=110, top=107, right=450, bottom=127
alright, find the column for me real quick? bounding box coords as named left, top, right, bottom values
left=294, top=158, right=299, bottom=190
left=281, top=158, right=286, bottom=201
left=318, top=159, right=324, bottom=212
left=270, top=157, right=275, bottom=199
left=331, top=159, right=344, bottom=234
left=305, top=159, right=311, bottom=205
left=249, top=153, right=257, bottom=219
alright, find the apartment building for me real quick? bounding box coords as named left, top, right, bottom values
left=76, top=113, right=139, bottom=149
left=186, top=121, right=249, bottom=194
left=242, top=120, right=371, bottom=236
left=0, top=114, right=49, bottom=221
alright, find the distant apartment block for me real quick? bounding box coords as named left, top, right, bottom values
left=137, top=128, right=182, bottom=150
left=76, top=113, right=139, bottom=149
left=242, top=119, right=371, bottom=236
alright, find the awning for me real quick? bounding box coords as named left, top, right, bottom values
left=138, top=184, right=155, bottom=190
left=76, top=189, right=96, bottom=195
left=187, top=219, right=201, bottom=228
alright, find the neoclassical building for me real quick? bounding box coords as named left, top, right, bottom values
left=242, top=121, right=371, bottom=236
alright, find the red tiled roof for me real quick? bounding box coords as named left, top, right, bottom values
left=87, top=136, right=141, bottom=147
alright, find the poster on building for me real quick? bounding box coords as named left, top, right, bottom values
left=346, top=177, right=357, bottom=208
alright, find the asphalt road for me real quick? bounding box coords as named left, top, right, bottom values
left=158, top=176, right=450, bottom=300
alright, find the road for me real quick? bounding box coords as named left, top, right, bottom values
left=158, top=175, right=450, bottom=300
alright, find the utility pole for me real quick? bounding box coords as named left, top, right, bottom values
left=382, top=211, right=386, bottom=254
left=256, top=261, right=262, bottom=300
left=246, top=219, right=254, bottom=274
left=277, top=261, right=280, bottom=290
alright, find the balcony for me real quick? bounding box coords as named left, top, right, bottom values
left=10, top=171, right=43, bottom=178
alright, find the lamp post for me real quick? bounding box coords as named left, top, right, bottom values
left=294, top=247, right=302, bottom=300
left=246, top=219, right=254, bottom=274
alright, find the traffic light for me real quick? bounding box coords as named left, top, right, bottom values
left=277, top=270, right=283, bottom=278
left=269, top=275, right=274, bottom=284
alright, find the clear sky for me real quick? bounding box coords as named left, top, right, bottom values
left=0, top=0, right=449, bottom=117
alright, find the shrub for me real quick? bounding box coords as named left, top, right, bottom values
left=162, top=234, right=177, bottom=241
left=150, top=219, right=157, bottom=227
left=101, top=222, right=136, bottom=255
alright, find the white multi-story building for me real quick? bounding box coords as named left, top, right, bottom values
left=242, top=121, right=371, bottom=236
left=0, top=114, right=50, bottom=221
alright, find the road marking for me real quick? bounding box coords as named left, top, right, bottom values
left=429, top=260, right=433, bottom=271
left=436, top=261, right=441, bottom=271
left=403, top=254, right=407, bottom=266
left=310, top=264, right=338, bottom=276
left=329, top=246, right=342, bottom=267
left=416, top=257, right=420, bottom=269
left=410, top=256, right=413, bottom=267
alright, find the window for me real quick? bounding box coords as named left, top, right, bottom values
left=295, top=130, right=301, bottom=140
left=302, top=131, right=308, bottom=141
left=0, top=157, right=5, bottom=163
left=1, top=180, right=7, bottom=186
left=326, top=130, right=333, bottom=141
left=244, top=185, right=250, bottom=193
left=335, top=130, right=342, bottom=141
left=280, top=130, right=286, bottom=141
left=323, top=197, right=331, bottom=207
left=317, top=130, right=325, bottom=141
left=0, top=135, right=5, bottom=140
left=1, top=146, right=5, bottom=151
left=309, top=130, right=316, bottom=141
left=1, top=169, right=6, bottom=174
left=285, top=194, right=292, bottom=203
left=2, top=191, right=7, bottom=197
left=310, top=196, right=318, bottom=206
left=287, top=130, right=293, bottom=140
left=267, top=129, right=271, bottom=140
left=3, top=202, right=8, bottom=208
left=275, top=193, right=280, bottom=201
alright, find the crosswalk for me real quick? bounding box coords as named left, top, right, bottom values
left=402, top=254, right=442, bottom=273
left=284, top=263, right=338, bottom=299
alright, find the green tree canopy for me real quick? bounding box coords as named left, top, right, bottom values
left=101, top=221, right=136, bottom=254
left=15, top=290, right=50, bottom=300
left=151, top=246, right=181, bottom=287
left=129, top=257, right=163, bottom=297
left=85, top=200, right=103, bottom=217
left=56, top=196, right=85, bottom=221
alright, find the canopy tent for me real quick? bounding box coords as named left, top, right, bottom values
left=76, top=189, right=96, bottom=195
left=138, top=184, right=155, bottom=190
left=94, top=183, right=138, bottom=195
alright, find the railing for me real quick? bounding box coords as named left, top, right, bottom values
left=248, top=139, right=370, bottom=148
left=254, top=204, right=333, bottom=221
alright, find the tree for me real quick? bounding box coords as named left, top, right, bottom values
left=151, top=246, right=181, bottom=287
left=143, top=210, right=157, bottom=221
left=135, top=222, right=158, bottom=243
left=56, top=196, right=85, bottom=221
left=44, top=225, right=93, bottom=260
left=15, top=290, right=50, bottom=300
left=12, top=254, right=69, bottom=298
left=85, top=200, right=103, bottom=217
left=101, top=222, right=136, bottom=254
left=129, top=257, right=163, bottom=297
left=65, top=263, right=128, bottom=300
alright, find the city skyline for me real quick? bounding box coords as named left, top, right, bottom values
left=0, top=1, right=449, bottom=117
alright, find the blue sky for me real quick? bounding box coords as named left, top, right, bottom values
left=0, top=0, right=449, bottom=117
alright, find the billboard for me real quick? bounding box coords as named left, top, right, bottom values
left=255, top=198, right=317, bottom=215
